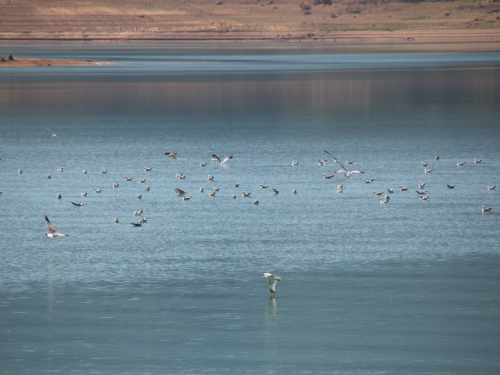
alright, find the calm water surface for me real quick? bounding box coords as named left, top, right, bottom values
left=1, top=44, right=499, bottom=374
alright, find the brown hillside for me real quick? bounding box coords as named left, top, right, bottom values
left=1, top=0, right=499, bottom=43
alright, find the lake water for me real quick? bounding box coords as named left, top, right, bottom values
left=1, top=43, right=499, bottom=375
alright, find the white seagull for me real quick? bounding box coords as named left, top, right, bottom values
left=45, top=128, right=65, bottom=147
left=212, top=154, right=233, bottom=164
left=487, top=186, right=496, bottom=190
left=482, top=206, right=492, bottom=213
left=44, top=216, right=68, bottom=237
left=262, top=273, right=282, bottom=296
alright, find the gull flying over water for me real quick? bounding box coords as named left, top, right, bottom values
left=45, top=128, right=65, bottom=147
left=325, top=151, right=364, bottom=178
left=212, top=154, right=233, bottom=164
left=262, top=273, right=282, bottom=296
left=44, top=215, right=68, bottom=237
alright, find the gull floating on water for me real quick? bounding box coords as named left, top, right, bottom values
left=133, top=209, right=143, bottom=216
left=93, top=188, right=101, bottom=193
left=200, top=162, right=207, bottom=167
left=262, top=273, right=282, bottom=296
left=482, top=206, right=492, bottom=213
left=45, top=128, right=65, bottom=147
left=424, top=169, right=432, bottom=173
left=114, top=217, right=119, bottom=223
left=242, top=192, right=251, bottom=197
left=399, top=186, right=409, bottom=191
left=102, top=169, right=107, bottom=174
left=57, top=168, right=64, bottom=172
left=113, top=183, right=119, bottom=188
left=324, top=174, right=334, bottom=179
left=292, top=161, right=299, bottom=166
left=18, top=169, right=22, bottom=174
left=125, top=176, right=133, bottom=181
left=487, top=186, right=496, bottom=190
left=56, top=193, right=62, bottom=199
left=81, top=192, right=87, bottom=197
left=46, top=174, right=51, bottom=179
left=447, top=184, right=455, bottom=189
left=474, top=158, right=482, bottom=164
left=419, top=195, right=430, bottom=200
left=44, top=215, right=68, bottom=237
left=457, top=161, right=465, bottom=166
left=82, top=169, right=87, bottom=174
left=253, top=200, right=259, bottom=205
left=71, top=202, right=84, bottom=206
left=209, top=191, right=216, bottom=197
left=144, top=167, right=152, bottom=171
left=418, top=182, right=426, bottom=189
left=131, top=222, right=142, bottom=227
left=182, top=196, right=191, bottom=201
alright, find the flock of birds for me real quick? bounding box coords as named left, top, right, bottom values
left=4, top=129, right=497, bottom=296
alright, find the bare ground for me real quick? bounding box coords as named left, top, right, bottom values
left=1, top=0, right=499, bottom=44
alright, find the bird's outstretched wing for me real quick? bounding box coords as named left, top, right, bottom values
left=325, top=150, right=348, bottom=171
left=45, top=128, right=65, bottom=147
left=211, top=154, right=221, bottom=163
left=45, top=215, right=56, bottom=233
left=221, top=156, right=233, bottom=164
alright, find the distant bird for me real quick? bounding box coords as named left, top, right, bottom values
left=234, top=183, right=240, bottom=188
left=232, top=194, right=236, bottom=199
left=81, top=192, right=87, bottom=197
left=113, top=183, right=119, bottom=188
left=18, top=169, right=22, bottom=174
left=419, top=196, right=430, bottom=200
left=374, top=191, right=383, bottom=196
left=387, top=188, right=394, bottom=194
left=416, top=190, right=427, bottom=195
left=292, top=189, right=297, bottom=194
left=71, top=202, right=84, bottom=206
left=182, top=196, right=191, bottom=201
left=363, top=179, right=375, bottom=184
left=82, top=169, right=87, bottom=174
left=114, top=217, right=119, bottom=223
left=45, top=128, right=65, bottom=147
left=133, top=209, right=143, bottom=216
left=207, top=175, right=214, bottom=181
left=482, top=206, right=492, bottom=213
left=447, top=184, right=455, bottom=189
left=141, top=217, right=148, bottom=223
left=102, top=169, right=107, bottom=174
left=44, top=215, right=68, bottom=237
left=164, top=152, right=177, bottom=159
left=93, top=188, right=101, bottom=193
left=200, top=162, right=207, bottom=167
left=253, top=200, right=259, bottom=205
left=261, top=273, right=282, bottom=296
left=346, top=160, right=355, bottom=164
left=138, top=179, right=146, bottom=183
left=292, top=161, right=299, bottom=166
left=136, top=194, right=142, bottom=199
left=273, top=188, right=279, bottom=195
left=487, top=186, right=496, bottom=190
left=474, top=158, right=482, bottom=164
left=399, top=186, right=409, bottom=191
left=212, top=154, right=233, bottom=164
left=144, top=167, right=152, bottom=171
left=46, top=174, right=51, bottom=179
left=435, top=156, right=440, bottom=160
left=380, top=195, right=390, bottom=204
left=57, top=168, right=64, bottom=172
left=318, top=159, right=327, bottom=166
left=457, top=161, right=465, bottom=166
left=199, top=188, right=204, bottom=193
left=418, top=182, right=426, bottom=189
left=209, top=191, right=216, bottom=197
left=125, top=176, right=133, bottom=181
left=261, top=184, right=269, bottom=189
left=424, top=169, right=432, bottom=173
left=175, top=188, right=186, bottom=195
left=335, top=169, right=364, bottom=178
left=56, top=193, right=62, bottom=199
left=242, top=192, right=251, bottom=197
left=145, top=186, right=150, bottom=192
left=421, top=162, right=428, bottom=167
left=323, top=174, right=334, bottom=179
left=176, top=174, right=185, bottom=180
left=131, top=222, right=142, bottom=227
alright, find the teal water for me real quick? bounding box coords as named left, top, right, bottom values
left=0, top=44, right=499, bottom=374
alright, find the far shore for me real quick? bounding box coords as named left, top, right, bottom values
left=0, top=58, right=116, bottom=68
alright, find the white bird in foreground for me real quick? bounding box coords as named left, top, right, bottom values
left=44, top=215, right=68, bottom=237
left=261, top=273, right=282, bottom=295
